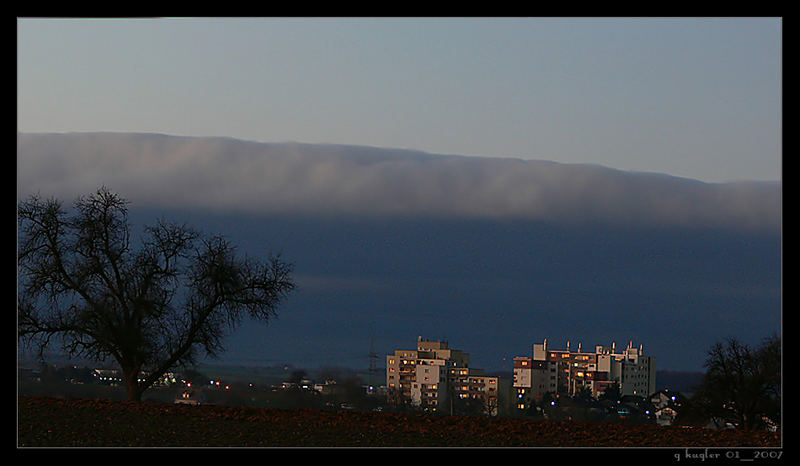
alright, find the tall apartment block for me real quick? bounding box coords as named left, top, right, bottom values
left=386, top=337, right=503, bottom=415
left=513, top=339, right=656, bottom=411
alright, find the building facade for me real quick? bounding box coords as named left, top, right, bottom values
left=386, top=337, right=502, bottom=415
left=513, top=339, right=656, bottom=411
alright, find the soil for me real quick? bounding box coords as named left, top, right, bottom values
left=17, top=396, right=781, bottom=448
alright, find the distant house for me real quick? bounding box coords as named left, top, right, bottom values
left=281, top=378, right=314, bottom=391
left=648, top=389, right=685, bottom=426
left=93, top=369, right=123, bottom=386
left=761, top=415, right=779, bottom=433
left=313, top=380, right=337, bottom=395
left=174, top=388, right=206, bottom=405
left=655, top=405, right=679, bottom=426
left=649, top=389, right=682, bottom=409
left=706, top=417, right=737, bottom=430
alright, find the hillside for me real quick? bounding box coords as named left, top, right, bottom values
left=18, top=396, right=780, bottom=448
left=656, top=370, right=705, bottom=394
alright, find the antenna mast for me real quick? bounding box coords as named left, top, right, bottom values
left=368, top=337, right=378, bottom=393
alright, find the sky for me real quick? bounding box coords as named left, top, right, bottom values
left=17, top=17, right=781, bottom=183
left=17, top=18, right=782, bottom=375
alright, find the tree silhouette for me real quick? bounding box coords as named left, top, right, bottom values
left=693, top=334, right=781, bottom=431
left=18, top=187, right=296, bottom=401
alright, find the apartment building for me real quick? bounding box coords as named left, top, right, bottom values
left=513, top=339, right=656, bottom=411
left=386, top=337, right=502, bottom=415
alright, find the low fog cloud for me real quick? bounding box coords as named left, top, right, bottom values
left=17, top=132, right=780, bottom=232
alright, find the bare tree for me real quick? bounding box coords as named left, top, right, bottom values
left=693, top=334, right=781, bottom=431
left=18, top=187, right=296, bottom=401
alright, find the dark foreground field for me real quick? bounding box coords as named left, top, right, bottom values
left=18, top=396, right=780, bottom=448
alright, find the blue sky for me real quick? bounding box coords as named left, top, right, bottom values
left=17, top=17, right=781, bottom=183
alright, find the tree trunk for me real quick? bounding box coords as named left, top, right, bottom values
left=126, top=385, right=143, bottom=401
left=123, top=367, right=143, bottom=402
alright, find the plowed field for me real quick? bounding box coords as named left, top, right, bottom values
left=17, top=396, right=780, bottom=448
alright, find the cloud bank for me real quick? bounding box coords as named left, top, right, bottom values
left=17, top=132, right=780, bottom=231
